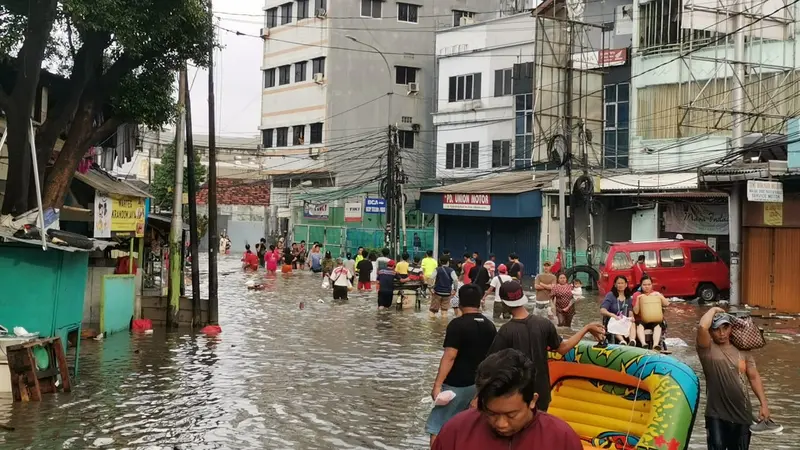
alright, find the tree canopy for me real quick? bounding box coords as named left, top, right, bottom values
left=0, top=0, right=212, bottom=215
left=151, top=142, right=206, bottom=211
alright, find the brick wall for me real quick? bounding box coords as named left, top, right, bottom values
left=196, top=178, right=270, bottom=206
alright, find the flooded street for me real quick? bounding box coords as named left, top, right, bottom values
left=1, top=255, right=799, bottom=449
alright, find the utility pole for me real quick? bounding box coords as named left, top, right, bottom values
left=207, top=0, right=220, bottom=324
left=184, top=70, right=202, bottom=327
left=385, top=125, right=395, bottom=256
left=728, top=0, right=745, bottom=306
left=168, top=69, right=187, bottom=328
left=563, top=19, right=576, bottom=266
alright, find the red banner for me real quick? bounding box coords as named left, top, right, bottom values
left=442, top=193, right=491, bottom=211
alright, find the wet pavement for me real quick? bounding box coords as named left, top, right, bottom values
left=1, top=256, right=798, bottom=449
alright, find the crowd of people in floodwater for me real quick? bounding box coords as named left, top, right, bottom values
left=234, top=239, right=781, bottom=450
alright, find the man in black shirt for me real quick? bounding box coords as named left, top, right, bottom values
left=426, top=284, right=497, bottom=446
left=488, top=281, right=605, bottom=412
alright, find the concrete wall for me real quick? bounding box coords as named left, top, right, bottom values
left=83, top=266, right=115, bottom=328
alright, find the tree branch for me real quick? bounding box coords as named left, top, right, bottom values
left=82, top=115, right=123, bottom=149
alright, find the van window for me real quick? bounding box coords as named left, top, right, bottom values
left=629, top=250, right=658, bottom=268
left=660, top=248, right=685, bottom=267
left=611, top=252, right=632, bottom=270
left=690, top=248, right=717, bottom=263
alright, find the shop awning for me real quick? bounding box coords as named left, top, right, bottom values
left=420, top=171, right=556, bottom=218
left=74, top=169, right=151, bottom=198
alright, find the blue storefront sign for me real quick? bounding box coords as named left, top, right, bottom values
left=365, top=197, right=386, bottom=214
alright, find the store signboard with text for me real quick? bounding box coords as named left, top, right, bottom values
left=747, top=180, right=783, bottom=203
left=364, top=197, right=386, bottom=214
left=344, top=202, right=363, bottom=222
left=94, top=194, right=145, bottom=238
left=303, top=202, right=329, bottom=220
left=442, top=193, right=492, bottom=211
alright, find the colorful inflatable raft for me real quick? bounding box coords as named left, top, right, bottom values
left=548, top=341, right=699, bottom=450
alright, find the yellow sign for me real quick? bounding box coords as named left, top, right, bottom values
left=111, top=196, right=146, bottom=237
left=763, top=202, right=783, bottom=226
left=182, top=193, right=189, bottom=204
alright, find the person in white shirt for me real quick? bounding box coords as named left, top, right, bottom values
left=330, top=258, right=352, bottom=300
left=484, top=264, right=514, bottom=319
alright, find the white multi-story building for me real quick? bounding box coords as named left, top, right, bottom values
left=258, top=0, right=530, bottom=191
left=433, top=13, right=538, bottom=180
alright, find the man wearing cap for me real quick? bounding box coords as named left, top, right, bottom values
left=377, top=259, right=399, bottom=310
left=485, top=264, right=513, bottom=319
left=488, top=280, right=605, bottom=412
left=697, top=306, right=776, bottom=449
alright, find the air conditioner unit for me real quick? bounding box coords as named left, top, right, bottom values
left=313, top=73, right=324, bottom=84
left=309, top=147, right=321, bottom=159
left=460, top=16, right=475, bottom=26
left=315, top=8, right=327, bottom=18
left=407, top=82, right=419, bottom=93
left=411, top=123, right=421, bottom=132
left=260, top=27, right=270, bottom=38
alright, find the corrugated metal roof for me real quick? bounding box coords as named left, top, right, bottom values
left=423, top=171, right=558, bottom=194
left=0, top=226, right=116, bottom=252
left=75, top=169, right=151, bottom=198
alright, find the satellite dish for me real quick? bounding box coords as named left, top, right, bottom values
left=566, top=0, right=585, bottom=19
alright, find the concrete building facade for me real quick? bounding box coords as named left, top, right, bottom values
left=259, top=0, right=532, bottom=189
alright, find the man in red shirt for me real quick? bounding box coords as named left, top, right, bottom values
left=461, top=253, right=475, bottom=285
left=241, top=244, right=259, bottom=272
left=433, top=349, right=583, bottom=450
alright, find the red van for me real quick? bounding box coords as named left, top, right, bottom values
left=597, top=239, right=729, bottom=302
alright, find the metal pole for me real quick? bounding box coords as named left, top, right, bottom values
left=27, top=120, right=46, bottom=250
left=184, top=68, right=202, bottom=327
left=558, top=170, right=567, bottom=251
left=565, top=21, right=577, bottom=267
left=386, top=125, right=395, bottom=255
left=207, top=0, right=219, bottom=325
left=169, top=69, right=187, bottom=327
left=729, top=0, right=745, bottom=306
left=399, top=182, right=407, bottom=255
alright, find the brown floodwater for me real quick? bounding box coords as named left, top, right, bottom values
left=0, top=255, right=797, bottom=449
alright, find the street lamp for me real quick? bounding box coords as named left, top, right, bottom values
left=345, top=35, right=400, bottom=256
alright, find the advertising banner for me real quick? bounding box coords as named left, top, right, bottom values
left=663, top=204, right=728, bottom=235
left=344, top=202, right=363, bottom=222
left=442, top=193, right=491, bottom=211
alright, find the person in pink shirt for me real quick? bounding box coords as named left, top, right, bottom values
left=265, top=245, right=280, bottom=274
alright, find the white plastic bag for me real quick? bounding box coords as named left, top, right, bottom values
left=435, top=390, right=456, bottom=406
left=607, top=316, right=632, bottom=335
left=321, top=276, right=330, bottom=289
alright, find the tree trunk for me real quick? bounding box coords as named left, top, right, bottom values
left=41, top=99, right=96, bottom=210
left=1, top=113, right=34, bottom=215
left=0, top=0, right=59, bottom=215
left=42, top=98, right=121, bottom=210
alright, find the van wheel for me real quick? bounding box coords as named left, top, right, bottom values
left=697, top=283, right=718, bottom=303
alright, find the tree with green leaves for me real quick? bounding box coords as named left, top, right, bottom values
left=0, top=0, right=212, bottom=215
left=151, top=142, right=206, bottom=211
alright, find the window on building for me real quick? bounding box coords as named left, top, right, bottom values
left=395, top=66, right=417, bottom=85
left=453, top=10, right=474, bottom=26
left=361, top=0, right=381, bottom=18
left=514, top=93, right=533, bottom=169
left=629, top=250, right=658, bottom=268
left=691, top=248, right=718, bottom=263
left=262, top=129, right=273, bottom=148
left=276, top=127, right=289, bottom=146
left=297, top=0, right=309, bottom=19
left=263, top=68, right=276, bottom=88
left=279, top=65, right=291, bottom=85
left=445, top=142, right=479, bottom=169
left=398, top=130, right=414, bottom=149
left=604, top=82, right=630, bottom=169
left=310, top=122, right=323, bottom=144
left=447, top=73, right=481, bottom=102
left=295, top=61, right=307, bottom=82
left=660, top=248, right=685, bottom=268
left=280, top=2, right=293, bottom=24
left=494, top=68, right=512, bottom=97
left=312, top=57, right=326, bottom=76
left=266, top=7, right=278, bottom=27
left=293, top=125, right=305, bottom=145
left=492, top=140, right=511, bottom=167
left=397, top=3, right=419, bottom=23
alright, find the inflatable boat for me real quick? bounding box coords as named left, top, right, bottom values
left=548, top=341, right=699, bottom=450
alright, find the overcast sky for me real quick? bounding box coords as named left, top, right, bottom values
left=189, top=0, right=264, bottom=142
